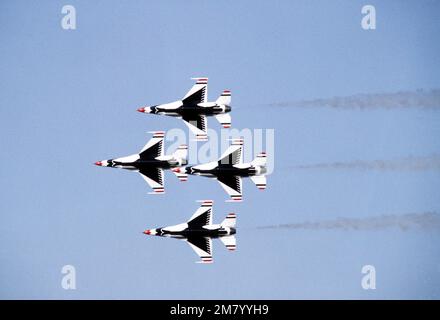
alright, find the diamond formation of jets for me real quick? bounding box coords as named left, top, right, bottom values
left=137, top=78, right=232, bottom=141
left=95, top=131, right=188, bottom=194
left=143, top=200, right=236, bottom=264
left=95, top=78, right=269, bottom=263
left=180, top=138, right=267, bottom=202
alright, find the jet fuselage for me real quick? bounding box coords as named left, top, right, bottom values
left=186, top=164, right=266, bottom=178
left=149, top=103, right=231, bottom=117
left=97, top=157, right=187, bottom=171
left=148, top=226, right=236, bottom=239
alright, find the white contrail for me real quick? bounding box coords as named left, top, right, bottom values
left=292, top=155, right=440, bottom=171
left=269, top=89, right=440, bottom=109
left=258, top=212, right=440, bottom=231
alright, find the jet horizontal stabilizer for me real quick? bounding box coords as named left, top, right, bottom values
left=215, top=113, right=231, bottom=128
left=250, top=175, right=267, bottom=190
left=220, top=235, right=236, bottom=251
left=221, top=213, right=237, bottom=228
left=216, top=90, right=231, bottom=107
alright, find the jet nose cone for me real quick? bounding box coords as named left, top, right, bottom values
left=143, top=229, right=151, bottom=235
left=138, top=106, right=154, bottom=113
left=95, top=161, right=102, bottom=166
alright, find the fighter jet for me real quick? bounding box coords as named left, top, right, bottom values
left=143, top=200, right=236, bottom=263
left=137, top=78, right=232, bottom=141
left=94, top=131, right=188, bottom=194
left=182, top=139, right=267, bottom=202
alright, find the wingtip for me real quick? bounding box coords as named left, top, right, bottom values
left=147, top=131, right=165, bottom=138
left=196, top=257, right=213, bottom=264
left=197, top=199, right=214, bottom=206
left=227, top=138, right=244, bottom=145
left=194, top=134, right=208, bottom=142
left=148, top=190, right=165, bottom=195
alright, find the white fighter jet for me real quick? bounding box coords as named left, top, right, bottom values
left=137, top=78, right=232, bottom=140
left=182, top=139, right=267, bottom=202
left=94, top=131, right=188, bottom=194
left=143, top=200, right=237, bottom=263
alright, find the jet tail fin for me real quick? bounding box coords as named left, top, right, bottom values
left=251, top=151, right=267, bottom=167
left=221, top=213, right=236, bottom=228
left=216, top=90, right=231, bottom=106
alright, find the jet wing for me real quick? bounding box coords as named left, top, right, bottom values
left=186, top=200, right=213, bottom=228
left=218, top=139, right=243, bottom=166
left=218, top=144, right=243, bottom=166
left=217, top=175, right=242, bottom=202
left=182, top=78, right=208, bottom=105
left=182, top=114, right=208, bottom=140
left=138, top=167, right=164, bottom=194
left=185, top=236, right=213, bottom=264
left=139, top=132, right=164, bottom=160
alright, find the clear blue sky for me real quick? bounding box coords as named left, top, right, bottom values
left=1, top=0, right=440, bottom=299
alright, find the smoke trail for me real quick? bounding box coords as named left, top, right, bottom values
left=292, top=155, right=440, bottom=171
left=258, top=212, right=440, bottom=231
left=269, top=89, right=440, bottom=109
